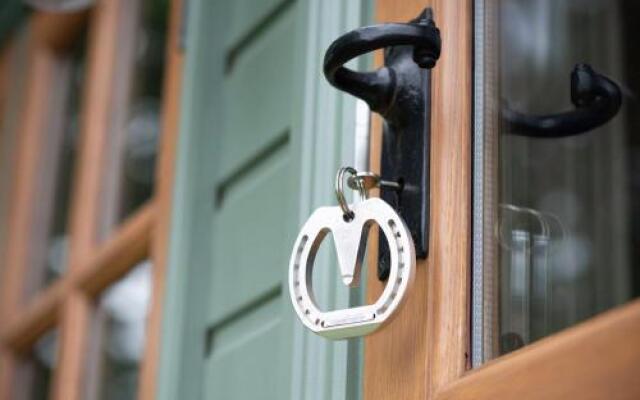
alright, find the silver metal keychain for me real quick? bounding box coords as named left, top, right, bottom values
left=289, top=167, right=416, bottom=340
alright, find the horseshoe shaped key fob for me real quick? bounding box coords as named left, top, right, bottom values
left=288, top=167, right=416, bottom=340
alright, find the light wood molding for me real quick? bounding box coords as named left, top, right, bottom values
left=1, top=279, right=69, bottom=352
left=0, top=26, right=54, bottom=323
left=424, top=0, right=472, bottom=395
left=51, top=293, right=91, bottom=400
left=52, top=0, right=123, bottom=397
left=138, top=0, right=185, bottom=397
left=363, top=1, right=472, bottom=398
left=437, top=299, right=640, bottom=400
left=76, top=201, right=154, bottom=296
left=68, top=0, right=120, bottom=265
left=32, top=10, right=89, bottom=53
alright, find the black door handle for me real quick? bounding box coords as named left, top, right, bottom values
left=323, top=10, right=441, bottom=114
left=504, top=63, right=622, bottom=138
left=322, top=9, right=442, bottom=279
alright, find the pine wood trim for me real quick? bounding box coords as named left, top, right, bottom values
left=138, top=0, right=185, bottom=396
left=424, top=0, right=472, bottom=395
left=0, top=32, right=55, bottom=325
left=363, top=1, right=471, bottom=398
left=1, top=279, right=68, bottom=352
left=68, top=0, right=120, bottom=265
left=32, top=10, right=89, bottom=53
left=0, top=21, right=44, bottom=400
left=76, top=202, right=154, bottom=296
left=51, top=293, right=91, bottom=400
left=437, top=299, right=640, bottom=400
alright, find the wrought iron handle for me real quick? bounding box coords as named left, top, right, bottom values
left=322, top=9, right=442, bottom=274
left=504, top=63, right=622, bottom=138
left=323, top=9, right=441, bottom=114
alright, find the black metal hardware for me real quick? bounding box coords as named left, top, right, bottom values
left=323, top=9, right=441, bottom=280
left=504, top=63, right=622, bottom=138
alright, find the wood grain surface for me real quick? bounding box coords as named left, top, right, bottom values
left=438, top=299, right=640, bottom=400
left=363, top=1, right=472, bottom=399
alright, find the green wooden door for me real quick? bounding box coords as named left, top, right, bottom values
left=158, top=1, right=371, bottom=399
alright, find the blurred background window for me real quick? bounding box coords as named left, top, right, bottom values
left=13, top=329, right=58, bottom=400
left=24, top=29, right=87, bottom=298
left=0, top=0, right=178, bottom=397
left=83, top=260, right=152, bottom=400
left=100, top=0, right=169, bottom=237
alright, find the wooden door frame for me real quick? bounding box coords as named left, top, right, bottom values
left=0, top=0, right=183, bottom=398
left=364, top=1, right=640, bottom=399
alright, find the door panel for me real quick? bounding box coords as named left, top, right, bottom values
left=158, top=1, right=370, bottom=398
left=202, top=1, right=295, bottom=397
left=219, top=7, right=294, bottom=178
left=209, top=144, right=290, bottom=324
left=224, top=0, right=291, bottom=51
left=203, top=292, right=285, bottom=399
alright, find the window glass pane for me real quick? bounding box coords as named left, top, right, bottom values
left=25, top=32, right=86, bottom=298
left=83, top=260, right=151, bottom=400
left=101, top=0, right=169, bottom=236
left=475, top=0, right=640, bottom=362
left=14, top=330, right=58, bottom=400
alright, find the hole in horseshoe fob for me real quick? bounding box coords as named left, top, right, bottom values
left=289, top=168, right=416, bottom=340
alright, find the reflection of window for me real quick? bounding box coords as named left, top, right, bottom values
left=474, top=0, right=640, bottom=364
left=101, top=0, right=169, bottom=235
left=84, top=260, right=151, bottom=400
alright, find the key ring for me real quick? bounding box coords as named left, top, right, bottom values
left=335, top=167, right=402, bottom=221
left=335, top=167, right=366, bottom=221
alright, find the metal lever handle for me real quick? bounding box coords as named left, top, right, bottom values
left=504, top=63, right=622, bottom=138
left=323, top=9, right=441, bottom=114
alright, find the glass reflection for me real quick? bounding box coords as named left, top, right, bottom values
left=478, top=0, right=640, bottom=359
left=84, top=260, right=151, bottom=400
left=14, top=330, right=58, bottom=400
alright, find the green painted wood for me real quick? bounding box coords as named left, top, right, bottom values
left=218, top=6, right=295, bottom=181
left=157, top=0, right=372, bottom=399
left=209, top=144, right=290, bottom=324
left=223, top=0, right=289, bottom=51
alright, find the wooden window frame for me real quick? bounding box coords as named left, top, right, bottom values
left=0, top=0, right=183, bottom=399
left=364, top=1, right=640, bottom=399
